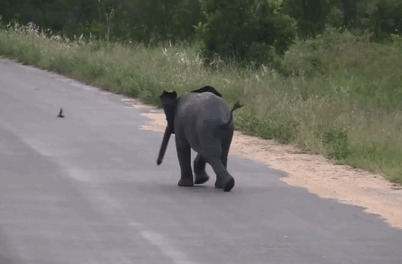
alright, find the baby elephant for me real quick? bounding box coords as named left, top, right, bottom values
left=156, top=86, right=242, bottom=192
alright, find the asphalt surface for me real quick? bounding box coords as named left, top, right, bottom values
left=1, top=58, right=402, bottom=264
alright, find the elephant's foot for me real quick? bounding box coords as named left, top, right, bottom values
left=223, top=176, right=235, bottom=192
left=214, top=180, right=223, bottom=189
left=216, top=176, right=234, bottom=191
left=194, top=173, right=209, bottom=184
left=178, top=178, right=194, bottom=187
left=193, top=155, right=209, bottom=184
left=194, top=176, right=209, bottom=184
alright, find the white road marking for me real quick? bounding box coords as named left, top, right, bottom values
left=129, top=222, right=197, bottom=264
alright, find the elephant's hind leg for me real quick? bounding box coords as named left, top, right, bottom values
left=208, top=158, right=235, bottom=192
left=193, top=154, right=209, bottom=184
left=175, top=137, right=194, bottom=187
left=221, top=133, right=233, bottom=169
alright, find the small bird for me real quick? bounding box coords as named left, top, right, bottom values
left=57, top=108, right=64, bottom=118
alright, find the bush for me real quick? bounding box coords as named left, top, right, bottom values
left=197, top=0, right=296, bottom=65
left=322, top=128, right=350, bottom=160
left=282, top=0, right=333, bottom=38
left=370, top=0, right=402, bottom=40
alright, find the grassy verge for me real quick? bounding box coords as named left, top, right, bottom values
left=1, top=24, right=401, bottom=183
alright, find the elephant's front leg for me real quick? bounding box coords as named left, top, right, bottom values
left=175, top=136, right=194, bottom=187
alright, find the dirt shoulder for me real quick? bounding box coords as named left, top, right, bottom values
left=138, top=104, right=402, bottom=229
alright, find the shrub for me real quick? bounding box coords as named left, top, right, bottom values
left=322, top=128, right=351, bottom=160
left=370, top=0, right=402, bottom=40
left=197, top=0, right=296, bottom=65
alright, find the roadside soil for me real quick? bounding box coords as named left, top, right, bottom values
left=136, top=103, right=402, bottom=229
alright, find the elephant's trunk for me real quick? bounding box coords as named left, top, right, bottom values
left=156, top=126, right=172, bottom=165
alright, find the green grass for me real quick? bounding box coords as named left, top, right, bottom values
left=1, top=24, right=401, bottom=183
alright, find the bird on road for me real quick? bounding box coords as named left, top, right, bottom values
left=57, top=108, right=64, bottom=118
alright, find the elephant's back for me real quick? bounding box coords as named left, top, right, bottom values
left=177, top=92, right=231, bottom=123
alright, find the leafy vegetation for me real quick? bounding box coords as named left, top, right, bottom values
left=196, top=0, right=296, bottom=64
left=1, top=0, right=402, bottom=63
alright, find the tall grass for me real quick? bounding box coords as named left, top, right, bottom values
left=0, top=23, right=401, bottom=183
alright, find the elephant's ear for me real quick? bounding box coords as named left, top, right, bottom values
left=160, top=90, right=177, bottom=133
left=191, top=86, right=222, bottom=97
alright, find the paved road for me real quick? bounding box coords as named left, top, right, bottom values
left=0, top=58, right=401, bottom=264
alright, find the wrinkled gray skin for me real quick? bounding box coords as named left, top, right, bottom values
left=157, top=90, right=238, bottom=192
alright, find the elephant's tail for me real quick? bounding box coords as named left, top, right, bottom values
left=221, top=101, right=243, bottom=128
